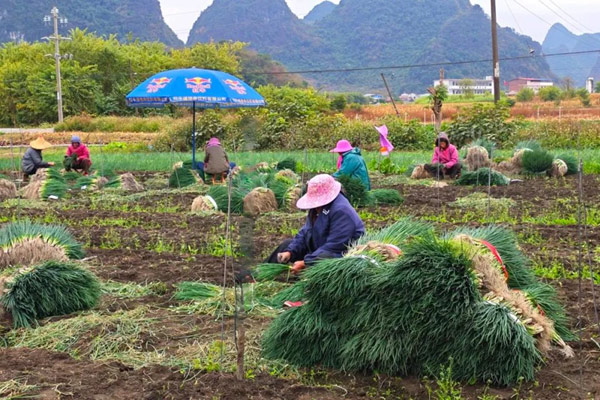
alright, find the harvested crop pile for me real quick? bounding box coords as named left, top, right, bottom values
left=105, top=173, right=144, bottom=192
left=522, top=149, right=554, bottom=175
left=0, top=260, right=101, bottom=328
left=0, top=179, right=17, bottom=201
left=369, top=189, right=403, bottom=205
left=409, top=164, right=433, bottom=180
left=556, top=154, right=578, bottom=175
left=276, top=158, right=297, bottom=172
left=0, top=221, right=84, bottom=268
left=191, top=195, right=218, bottom=212
left=169, top=167, right=198, bottom=189
left=548, top=159, right=568, bottom=178
left=336, top=175, right=370, bottom=207
left=455, top=168, right=510, bottom=186
left=465, top=146, right=490, bottom=171
left=207, top=185, right=245, bottom=214
left=243, top=187, right=278, bottom=217
left=262, top=220, right=573, bottom=385
left=274, top=169, right=299, bottom=185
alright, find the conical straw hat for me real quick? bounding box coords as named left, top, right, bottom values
left=30, top=137, right=52, bottom=150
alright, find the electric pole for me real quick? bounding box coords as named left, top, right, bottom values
left=490, top=0, right=501, bottom=103
left=43, top=7, right=71, bottom=123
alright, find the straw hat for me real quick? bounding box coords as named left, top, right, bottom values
left=296, top=174, right=341, bottom=210
left=30, top=137, right=52, bottom=150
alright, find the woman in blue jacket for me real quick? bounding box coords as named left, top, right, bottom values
left=266, top=174, right=365, bottom=274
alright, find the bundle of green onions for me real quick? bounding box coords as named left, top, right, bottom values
left=262, top=220, right=574, bottom=385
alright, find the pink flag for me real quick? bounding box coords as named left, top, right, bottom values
left=376, top=125, right=394, bottom=155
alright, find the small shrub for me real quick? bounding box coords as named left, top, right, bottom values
left=516, top=88, right=535, bottom=102
left=538, top=86, right=562, bottom=102
left=370, top=189, right=403, bottom=205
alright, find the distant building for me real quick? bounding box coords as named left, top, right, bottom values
left=364, top=93, right=384, bottom=103
left=433, top=76, right=494, bottom=95
left=507, top=78, right=553, bottom=95
left=399, top=93, right=418, bottom=103
left=586, top=77, right=595, bottom=94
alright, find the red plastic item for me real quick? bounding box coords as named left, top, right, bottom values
left=478, top=239, right=509, bottom=282
left=283, top=301, right=303, bottom=308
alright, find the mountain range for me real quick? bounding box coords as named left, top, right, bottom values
left=0, top=0, right=182, bottom=47
left=186, top=0, right=553, bottom=92
left=3, top=0, right=594, bottom=92
left=542, top=23, right=600, bottom=86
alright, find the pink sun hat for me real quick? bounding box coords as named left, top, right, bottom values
left=207, top=137, right=221, bottom=147
left=296, top=174, right=342, bottom=210
left=330, top=139, right=353, bottom=153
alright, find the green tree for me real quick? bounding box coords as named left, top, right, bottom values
left=447, top=103, right=516, bottom=147
left=576, top=88, right=591, bottom=107
left=561, top=77, right=576, bottom=99
left=330, top=94, right=347, bottom=112
left=459, top=78, right=475, bottom=99
left=538, top=86, right=562, bottom=102
left=516, top=87, right=535, bottom=102
left=595, top=82, right=600, bottom=93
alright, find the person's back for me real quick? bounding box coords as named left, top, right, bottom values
left=204, top=144, right=229, bottom=175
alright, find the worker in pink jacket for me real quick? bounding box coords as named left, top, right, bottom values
left=64, top=136, right=91, bottom=175
left=425, top=132, right=461, bottom=179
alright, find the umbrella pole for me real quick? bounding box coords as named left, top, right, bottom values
left=192, top=101, right=196, bottom=170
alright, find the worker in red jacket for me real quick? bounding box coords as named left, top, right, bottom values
left=425, top=132, right=461, bottom=179
left=65, top=136, right=91, bottom=175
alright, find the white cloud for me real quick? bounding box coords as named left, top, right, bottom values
left=159, top=0, right=598, bottom=44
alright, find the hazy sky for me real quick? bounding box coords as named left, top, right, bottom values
left=159, top=0, right=599, bottom=43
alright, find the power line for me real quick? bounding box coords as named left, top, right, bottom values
left=546, top=0, right=597, bottom=34
left=256, top=49, right=600, bottom=75
left=508, top=0, right=555, bottom=27
left=537, top=0, right=586, bottom=35
left=504, top=0, right=523, bottom=35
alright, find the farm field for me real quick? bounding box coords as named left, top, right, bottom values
left=0, top=154, right=598, bottom=399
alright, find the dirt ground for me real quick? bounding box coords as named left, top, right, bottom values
left=0, top=173, right=599, bottom=399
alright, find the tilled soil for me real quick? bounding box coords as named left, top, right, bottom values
left=1, top=173, right=599, bottom=399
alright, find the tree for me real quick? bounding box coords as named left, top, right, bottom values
left=459, top=78, right=475, bottom=99
left=576, top=88, right=591, bottom=107
left=538, top=86, right=562, bottom=102
left=516, top=87, right=535, bottom=102
left=428, top=85, right=448, bottom=132
left=330, top=95, right=347, bottom=112
left=595, top=82, right=600, bottom=94
left=561, top=77, right=576, bottom=99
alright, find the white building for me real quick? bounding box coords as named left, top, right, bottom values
left=433, top=76, right=494, bottom=95
left=507, top=78, right=554, bottom=95
left=586, top=77, right=595, bottom=94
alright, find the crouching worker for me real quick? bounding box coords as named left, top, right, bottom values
left=266, top=174, right=365, bottom=274
left=331, top=139, right=371, bottom=190
left=64, top=136, right=91, bottom=175
left=200, top=137, right=231, bottom=184
left=425, top=132, right=461, bottom=179
left=22, top=137, right=55, bottom=178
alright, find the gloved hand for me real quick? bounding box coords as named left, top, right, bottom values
left=291, top=260, right=305, bottom=274
left=277, top=251, right=292, bottom=263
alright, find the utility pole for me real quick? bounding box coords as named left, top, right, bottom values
left=43, top=8, right=71, bottom=123
left=381, top=73, right=400, bottom=117
left=490, top=0, right=501, bottom=103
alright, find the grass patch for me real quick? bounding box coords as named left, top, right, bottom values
left=102, top=281, right=168, bottom=299
left=450, top=193, right=515, bottom=212
left=0, top=379, right=38, bottom=399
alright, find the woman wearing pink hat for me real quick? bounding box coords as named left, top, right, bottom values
left=331, top=140, right=371, bottom=190
left=266, top=174, right=365, bottom=274
left=202, top=137, right=231, bottom=184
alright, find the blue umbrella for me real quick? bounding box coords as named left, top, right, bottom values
left=126, top=68, right=265, bottom=168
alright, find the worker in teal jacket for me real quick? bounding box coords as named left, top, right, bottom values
left=331, top=140, right=371, bottom=190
